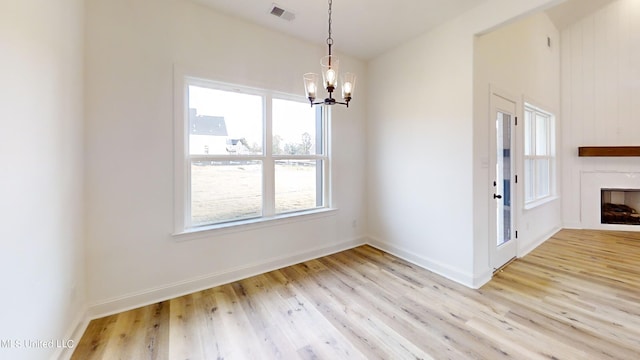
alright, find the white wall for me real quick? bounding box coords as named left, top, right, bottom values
left=561, top=0, right=640, bottom=229
left=0, top=0, right=86, bottom=359
left=473, top=13, right=562, bottom=265
left=84, top=0, right=367, bottom=315
left=366, top=0, right=560, bottom=288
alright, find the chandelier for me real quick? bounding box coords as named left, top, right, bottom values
left=303, top=0, right=356, bottom=107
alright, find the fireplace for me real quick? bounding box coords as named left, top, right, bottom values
left=601, top=189, right=640, bottom=225
left=580, top=171, right=640, bottom=231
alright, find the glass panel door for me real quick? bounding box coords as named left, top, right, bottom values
left=490, top=90, right=517, bottom=271
left=496, top=111, right=512, bottom=246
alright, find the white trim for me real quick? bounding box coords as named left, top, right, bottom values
left=522, top=96, right=558, bottom=116
left=365, top=235, right=491, bottom=289
left=523, top=195, right=559, bottom=210
left=580, top=171, right=640, bottom=232
left=517, top=226, right=560, bottom=258
left=172, top=207, right=338, bottom=241
left=84, top=228, right=563, bottom=323
left=174, top=66, right=330, bottom=233
left=323, top=107, right=332, bottom=209
left=488, top=86, right=519, bottom=271
left=264, top=95, right=274, bottom=217
left=562, top=222, right=583, bottom=230
left=174, top=66, right=189, bottom=234
left=523, top=103, right=557, bottom=205
left=50, top=307, right=89, bottom=360
left=87, top=236, right=365, bottom=319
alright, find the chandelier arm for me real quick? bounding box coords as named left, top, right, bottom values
left=309, top=99, right=350, bottom=108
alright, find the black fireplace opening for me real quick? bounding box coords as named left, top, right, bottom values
left=601, top=188, right=640, bottom=225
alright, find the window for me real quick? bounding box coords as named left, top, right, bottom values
left=176, top=77, right=329, bottom=232
left=524, top=103, right=556, bottom=207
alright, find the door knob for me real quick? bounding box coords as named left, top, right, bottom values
left=493, top=194, right=502, bottom=199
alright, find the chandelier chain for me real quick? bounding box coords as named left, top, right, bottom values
left=326, top=0, right=333, bottom=47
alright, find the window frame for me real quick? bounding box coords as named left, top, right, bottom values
left=271, top=97, right=326, bottom=215
left=523, top=102, right=557, bottom=209
left=173, top=71, right=333, bottom=239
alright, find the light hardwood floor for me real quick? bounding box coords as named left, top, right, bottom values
left=72, top=229, right=640, bottom=359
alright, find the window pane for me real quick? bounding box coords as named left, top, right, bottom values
left=188, top=85, right=263, bottom=155
left=191, top=161, right=262, bottom=226
left=524, top=109, right=533, bottom=156
left=536, top=159, right=550, bottom=198
left=525, top=159, right=535, bottom=202
left=275, top=160, right=322, bottom=214
left=535, top=113, right=548, bottom=156
left=272, top=98, right=320, bottom=155
left=549, top=118, right=556, bottom=156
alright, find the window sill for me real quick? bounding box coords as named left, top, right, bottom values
left=172, top=208, right=338, bottom=242
left=524, top=195, right=559, bottom=210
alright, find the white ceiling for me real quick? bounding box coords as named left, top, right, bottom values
left=545, top=0, right=616, bottom=30
left=191, top=0, right=618, bottom=60
left=191, top=0, right=488, bottom=60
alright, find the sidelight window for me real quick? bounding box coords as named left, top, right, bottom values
left=524, top=103, right=556, bottom=207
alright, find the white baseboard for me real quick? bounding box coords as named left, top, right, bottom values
left=471, top=268, right=493, bottom=289
left=52, top=307, right=90, bottom=360
left=365, top=235, right=489, bottom=289
left=562, top=222, right=583, bottom=230
left=55, top=230, right=572, bottom=359
left=88, top=237, right=366, bottom=319
left=518, top=226, right=561, bottom=258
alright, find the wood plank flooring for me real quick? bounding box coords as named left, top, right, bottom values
left=72, top=229, right=640, bottom=359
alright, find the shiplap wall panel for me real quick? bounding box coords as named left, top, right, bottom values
left=618, top=1, right=631, bottom=144
left=569, top=24, right=584, bottom=144
left=561, top=28, right=579, bottom=227
left=583, top=15, right=596, bottom=144
left=627, top=0, right=640, bottom=144
left=604, top=3, right=620, bottom=142
left=563, top=0, right=640, bottom=148
left=561, top=0, right=640, bottom=228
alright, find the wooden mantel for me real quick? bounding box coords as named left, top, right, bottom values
left=578, top=146, right=640, bottom=157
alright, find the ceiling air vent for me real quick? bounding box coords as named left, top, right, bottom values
left=269, top=4, right=296, bottom=21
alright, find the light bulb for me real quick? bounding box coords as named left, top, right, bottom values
left=343, top=82, right=352, bottom=95
left=307, top=83, right=317, bottom=97
left=326, top=69, right=336, bottom=84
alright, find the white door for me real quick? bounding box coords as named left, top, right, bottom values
left=489, top=91, right=517, bottom=271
